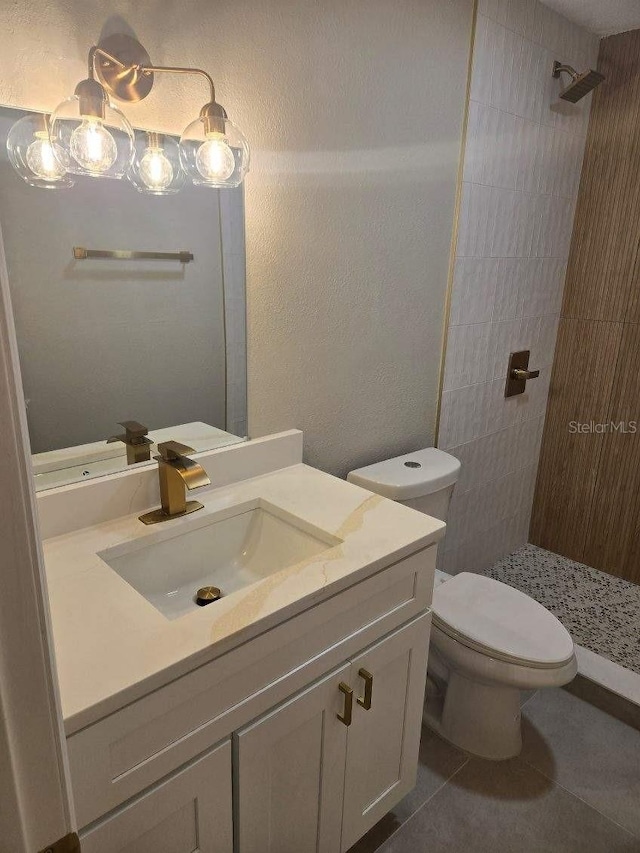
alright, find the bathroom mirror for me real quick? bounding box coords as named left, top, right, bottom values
left=0, top=105, right=247, bottom=491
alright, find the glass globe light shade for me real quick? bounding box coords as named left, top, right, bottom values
left=180, top=115, right=249, bottom=188
left=49, top=84, right=134, bottom=179
left=6, top=113, right=74, bottom=189
left=128, top=131, right=186, bottom=195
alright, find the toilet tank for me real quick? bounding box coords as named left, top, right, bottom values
left=347, top=448, right=460, bottom=522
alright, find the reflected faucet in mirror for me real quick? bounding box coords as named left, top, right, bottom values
left=139, top=440, right=211, bottom=525
left=107, top=421, right=153, bottom=465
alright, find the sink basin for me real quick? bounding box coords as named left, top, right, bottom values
left=99, top=499, right=341, bottom=620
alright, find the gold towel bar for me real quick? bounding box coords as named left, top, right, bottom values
left=73, top=247, right=194, bottom=262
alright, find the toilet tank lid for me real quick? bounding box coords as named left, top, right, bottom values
left=347, top=448, right=460, bottom=500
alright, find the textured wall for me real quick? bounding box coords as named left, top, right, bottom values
left=531, top=29, right=640, bottom=583
left=0, top=0, right=473, bottom=477
left=437, top=0, right=598, bottom=574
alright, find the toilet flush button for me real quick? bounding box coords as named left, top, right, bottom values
left=404, top=461, right=422, bottom=469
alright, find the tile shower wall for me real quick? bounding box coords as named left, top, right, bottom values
left=437, top=0, right=598, bottom=574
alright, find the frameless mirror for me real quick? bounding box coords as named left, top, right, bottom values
left=0, top=106, right=247, bottom=491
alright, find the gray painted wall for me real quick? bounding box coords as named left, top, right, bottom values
left=0, top=0, right=474, bottom=473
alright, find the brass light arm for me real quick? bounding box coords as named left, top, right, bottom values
left=135, top=65, right=216, bottom=104
left=89, top=43, right=216, bottom=103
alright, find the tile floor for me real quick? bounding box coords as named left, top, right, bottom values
left=482, top=543, right=640, bottom=674
left=348, top=682, right=640, bottom=853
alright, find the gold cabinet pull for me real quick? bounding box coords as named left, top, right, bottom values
left=356, top=668, right=373, bottom=710
left=337, top=682, right=353, bottom=726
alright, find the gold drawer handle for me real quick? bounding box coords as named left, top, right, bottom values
left=337, top=682, right=353, bottom=726
left=357, top=668, right=373, bottom=710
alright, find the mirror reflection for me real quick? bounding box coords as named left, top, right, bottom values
left=0, top=106, right=247, bottom=491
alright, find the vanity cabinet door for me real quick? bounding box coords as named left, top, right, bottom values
left=80, top=740, right=232, bottom=853
left=235, top=663, right=351, bottom=853
left=341, top=613, right=431, bottom=852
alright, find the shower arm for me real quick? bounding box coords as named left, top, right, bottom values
left=552, top=62, right=579, bottom=83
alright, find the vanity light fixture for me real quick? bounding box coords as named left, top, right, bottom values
left=7, top=34, right=249, bottom=192
left=92, top=34, right=249, bottom=189
left=6, top=113, right=74, bottom=189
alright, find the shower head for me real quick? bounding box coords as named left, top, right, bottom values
left=553, top=61, right=605, bottom=103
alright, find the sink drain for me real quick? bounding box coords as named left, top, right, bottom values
left=196, top=586, right=222, bottom=606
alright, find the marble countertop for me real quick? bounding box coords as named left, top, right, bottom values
left=43, top=463, right=444, bottom=734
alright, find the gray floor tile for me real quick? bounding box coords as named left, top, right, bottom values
left=347, top=727, right=467, bottom=852
left=394, top=725, right=469, bottom=821
left=376, top=757, right=637, bottom=853
left=521, top=687, right=640, bottom=839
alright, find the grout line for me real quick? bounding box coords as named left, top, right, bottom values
left=460, top=175, right=582, bottom=203
left=475, top=11, right=597, bottom=60
left=517, top=756, right=640, bottom=842
left=468, top=96, right=590, bottom=142
left=374, top=755, right=470, bottom=851
left=449, top=309, right=564, bottom=331
left=456, top=252, right=570, bottom=260
left=520, top=689, right=539, bottom=709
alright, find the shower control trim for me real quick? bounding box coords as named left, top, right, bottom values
left=505, top=350, right=540, bottom=398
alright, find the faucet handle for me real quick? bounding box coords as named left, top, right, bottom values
left=156, top=440, right=196, bottom=461
left=119, top=420, right=149, bottom=440
left=107, top=420, right=151, bottom=446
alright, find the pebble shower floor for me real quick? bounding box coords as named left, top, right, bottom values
left=483, top=543, right=640, bottom=674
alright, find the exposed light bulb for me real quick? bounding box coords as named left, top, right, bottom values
left=26, top=132, right=68, bottom=180
left=70, top=118, right=117, bottom=173
left=196, top=135, right=235, bottom=181
left=139, top=146, right=174, bottom=190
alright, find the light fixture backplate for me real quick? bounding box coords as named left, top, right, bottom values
left=94, top=34, right=154, bottom=103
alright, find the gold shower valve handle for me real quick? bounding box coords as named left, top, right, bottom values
left=505, top=350, right=540, bottom=397
left=511, top=368, right=540, bottom=380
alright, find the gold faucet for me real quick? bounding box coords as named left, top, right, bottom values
left=139, top=441, right=211, bottom=525
left=107, top=420, right=153, bottom=464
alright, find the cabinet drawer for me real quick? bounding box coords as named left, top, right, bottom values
left=69, top=545, right=435, bottom=826
left=80, top=739, right=232, bottom=853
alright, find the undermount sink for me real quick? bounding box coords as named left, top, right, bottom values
left=99, top=499, right=341, bottom=620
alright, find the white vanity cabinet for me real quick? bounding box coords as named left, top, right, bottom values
left=79, top=740, right=233, bottom=853
left=236, top=664, right=351, bottom=853
left=236, top=614, right=430, bottom=853
left=66, top=546, right=436, bottom=852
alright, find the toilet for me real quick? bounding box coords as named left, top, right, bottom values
left=347, top=448, right=577, bottom=760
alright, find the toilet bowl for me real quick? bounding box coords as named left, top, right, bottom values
left=348, top=448, right=577, bottom=760
left=427, top=571, right=576, bottom=759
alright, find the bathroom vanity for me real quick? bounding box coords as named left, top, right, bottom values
left=40, top=433, right=444, bottom=852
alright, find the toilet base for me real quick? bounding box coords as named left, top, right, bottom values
left=424, top=670, right=522, bottom=760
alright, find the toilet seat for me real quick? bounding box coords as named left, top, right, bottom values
left=432, top=573, right=574, bottom=669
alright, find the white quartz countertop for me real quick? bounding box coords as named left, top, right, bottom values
left=43, top=463, right=444, bottom=734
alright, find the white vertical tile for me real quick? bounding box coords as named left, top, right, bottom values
left=443, top=323, right=491, bottom=391
left=470, top=15, right=495, bottom=106
left=449, top=257, right=499, bottom=325
left=439, top=0, right=593, bottom=562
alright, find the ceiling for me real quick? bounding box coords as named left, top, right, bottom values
left=542, top=0, right=640, bottom=37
